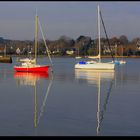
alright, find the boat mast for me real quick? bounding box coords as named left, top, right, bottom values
left=4, top=45, right=6, bottom=57
left=98, top=5, right=101, bottom=63
left=35, top=11, right=38, bottom=65
left=122, top=46, right=123, bottom=60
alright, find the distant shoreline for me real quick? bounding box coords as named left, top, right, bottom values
left=10, top=55, right=140, bottom=58
left=101, top=55, right=140, bottom=58
left=76, top=55, right=140, bottom=58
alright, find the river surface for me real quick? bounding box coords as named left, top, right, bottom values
left=0, top=57, right=140, bottom=136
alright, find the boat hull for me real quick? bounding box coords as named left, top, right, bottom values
left=0, top=56, right=12, bottom=63
left=75, top=56, right=82, bottom=59
left=75, top=62, right=115, bottom=70
left=119, top=60, right=126, bottom=64
left=14, top=65, right=49, bottom=73
left=114, top=60, right=120, bottom=65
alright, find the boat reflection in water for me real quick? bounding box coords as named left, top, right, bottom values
left=14, top=72, right=49, bottom=86
left=14, top=72, right=53, bottom=128
left=75, top=69, right=115, bottom=85
left=75, top=69, right=115, bottom=136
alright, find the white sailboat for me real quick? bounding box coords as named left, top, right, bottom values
left=75, top=5, right=115, bottom=70
left=114, top=44, right=120, bottom=65
left=119, top=47, right=126, bottom=64
left=75, top=47, right=82, bottom=59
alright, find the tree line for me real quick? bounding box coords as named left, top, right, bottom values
left=0, top=35, right=140, bottom=56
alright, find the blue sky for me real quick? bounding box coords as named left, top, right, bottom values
left=0, top=1, right=140, bottom=41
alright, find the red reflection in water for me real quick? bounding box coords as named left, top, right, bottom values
left=14, top=72, right=49, bottom=79
left=14, top=72, right=49, bottom=86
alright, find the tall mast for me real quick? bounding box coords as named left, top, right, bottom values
left=35, top=11, right=38, bottom=64
left=98, top=5, right=101, bottom=62
left=4, top=45, right=6, bottom=57
left=122, top=46, right=123, bottom=59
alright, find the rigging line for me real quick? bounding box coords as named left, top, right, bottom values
left=38, top=17, right=53, bottom=72
left=97, top=77, right=115, bottom=134
left=99, top=10, right=115, bottom=61
left=37, top=74, right=53, bottom=125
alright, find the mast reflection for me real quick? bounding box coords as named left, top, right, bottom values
left=14, top=72, right=53, bottom=128
left=75, top=69, right=115, bottom=136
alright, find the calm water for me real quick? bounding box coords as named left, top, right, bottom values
left=0, top=57, right=140, bottom=136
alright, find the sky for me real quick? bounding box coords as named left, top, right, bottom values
left=0, top=1, right=140, bottom=41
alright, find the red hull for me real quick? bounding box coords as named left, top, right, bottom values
left=14, top=65, right=49, bottom=73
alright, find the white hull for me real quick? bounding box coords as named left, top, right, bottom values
left=119, top=60, right=126, bottom=64
left=75, top=62, right=115, bottom=70
left=75, top=56, right=82, bottom=59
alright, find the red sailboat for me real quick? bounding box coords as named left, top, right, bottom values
left=14, top=13, right=50, bottom=73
